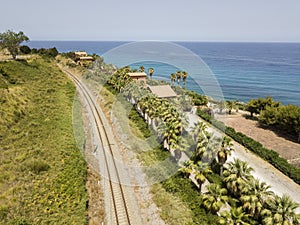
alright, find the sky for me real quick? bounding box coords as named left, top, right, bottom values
left=1, top=0, right=300, bottom=42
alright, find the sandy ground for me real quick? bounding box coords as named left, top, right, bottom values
left=216, top=111, right=300, bottom=166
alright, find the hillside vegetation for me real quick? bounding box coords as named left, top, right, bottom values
left=0, top=58, right=87, bottom=224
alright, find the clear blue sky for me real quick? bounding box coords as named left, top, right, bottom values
left=1, top=0, right=300, bottom=42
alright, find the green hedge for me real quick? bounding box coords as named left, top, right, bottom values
left=197, top=109, right=300, bottom=185
left=162, top=173, right=218, bottom=225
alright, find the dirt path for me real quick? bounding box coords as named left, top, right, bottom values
left=216, top=111, right=300, bottom=166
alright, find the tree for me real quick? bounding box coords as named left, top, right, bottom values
left=139, top=65, right=145, bottom=72
left=246, top=99, right=260, bottom=117
left=47, top=47, right=59, bottom=58
left=217, top=136, right=234, bottom=177
left=148, top=67, right=154, bottom=78
left=179, top=160, right=195, bottom=178
left=217, top=101, right=226, bottom=114
left=219, top=207, right=250, bottom=225
left=193, top=133, right=208, bottom=161
left=176, top=70, right=182, bottom=85
left=19, top=45, right=31, bottom=54
left=194, top=162, right=212, bottom=193
left=261, top=194, right=300, bottom=225
left=240, top=179, right=274, bottom=219
left=223, top=158, right=254, bottom=197
left=0, top=30, right=29, bottom=59
left=202, top=183, right=228, bottom=214
left=182, top=71, right=188, bottom=85
left=226, top=100, right=238, bottom=115
left=170, top=73, right=176, bottom=85
left=246, top=97, right=281, bottom=117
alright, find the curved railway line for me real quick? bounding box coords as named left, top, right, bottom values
left=63, top=69, right=139, bottom=225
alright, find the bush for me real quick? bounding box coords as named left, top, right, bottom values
left=31, top=48, right=38, bottom=54
left=23, top=159, right=50, bottom=174
left=0, top=205, right=8, bottom=220
left=19, top=45, right=31, bottom=54
left=37, top=47, right=59, bottom=58
left=128, top=108, right=151, bottom=138
left=162, top=173, right=218, bottom=224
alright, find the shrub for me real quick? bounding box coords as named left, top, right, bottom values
left=0, top=205, right=8, bottom=220
left=19, top=45, right=31, bottom=54
left=22, top=159, right=50, bottom=174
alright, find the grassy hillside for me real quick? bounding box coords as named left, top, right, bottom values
left=0, top=58, right=87, bottom=224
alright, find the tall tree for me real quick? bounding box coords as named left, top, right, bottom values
left=139, top=65, right=145, bottom=72
left=240, top=179, right=274, bottom=219
left=148, top=67, right=154, bottom=79
left=202, top=183, right=228, bottom=214
left=176, top=70, right=182, bottom=85
left=217, top=136, right=234, bottom=177
left=217, top=101, right=226, bottom=114
left=194, top=162, right=212, bottom=193
left=261, top=194, right=300, bottom=225
left=182, top=71, right=188, bottom=85
left=0, top=30, right=29, bottom=59
left=170, top=73, right=176, bottom=85
left=226, top=100, right=238, bottom=115
left=179, top=160, right=195, bottom=178
left=223, top=158, right=254, bottom=197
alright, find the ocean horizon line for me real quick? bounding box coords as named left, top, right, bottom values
left=28, top=40, right=300, bottom=44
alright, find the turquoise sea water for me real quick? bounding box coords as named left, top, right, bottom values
left=28, top=41, right=300, bottom=105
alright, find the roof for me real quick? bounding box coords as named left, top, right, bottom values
left=79, top=56, right=94, bottom=60
left=148, top=85, right=177, bottom=98
left=128, top=72, right=147, bottom=77
left=75, top=51, right=87, bottom=56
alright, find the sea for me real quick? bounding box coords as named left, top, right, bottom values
left=27, top=41, right=300, bottom=106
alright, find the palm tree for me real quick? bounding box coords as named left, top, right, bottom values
left=202, top=183, right=229, bottom=214
left=226, top=100, right=238, bottom=115
left=193, top=131, right=209, bottom=162
left=174, top=136, right=188, bottom=160
left=261, top=194, right=300, bottom=225
left=191, top=122, right=208, bottom=141
left=240, top=179, right=274, bottom=219
left=148, top=67, right=154, bottom=79
left=217, top=101, right=226, bottom=114
left=217, top=136, right=234, bottom=177
left=170, top=73, right=176, bottom=85
left=176, top=70, right=182, bottom=85
left=182, top=71, right=188, bottom=85
left=201, top=136, right=219, bottom=164
left=139, top=65, right=145, bottom=72
left=223, top=158, right=254, bottom=197
left=219, top=207, right=250, bottom=225
left=194, top=162, right=212, bottom=193
left=179, top=160, right=195, bottom=178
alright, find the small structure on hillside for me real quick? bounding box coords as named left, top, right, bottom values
left=74, top=51, right=94, bottom=66
left=148, top=85, right=177, bottom=99
left=128, top=72, right=147, bottom=86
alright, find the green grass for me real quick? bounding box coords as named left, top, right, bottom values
left=0, top=58, right=87, bottom=224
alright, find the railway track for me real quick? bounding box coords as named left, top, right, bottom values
left=63, top=69, right=139, bottom=225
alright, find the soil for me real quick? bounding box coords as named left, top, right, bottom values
left=216, top=110, right=300, bottom=167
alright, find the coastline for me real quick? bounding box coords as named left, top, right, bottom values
left=27, top=41, right=300, bottom=106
